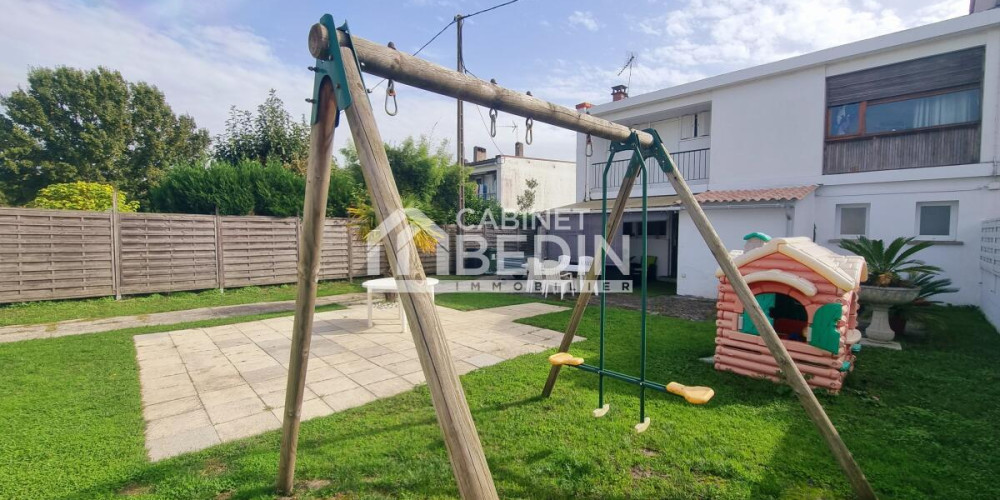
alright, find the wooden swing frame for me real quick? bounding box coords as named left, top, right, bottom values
left=275, top=15, right=878, bottom=500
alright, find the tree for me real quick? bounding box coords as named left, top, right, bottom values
left=516, top=177, right=538, bottom=212
left=0, top=66, right=210, bottom=206
left=340, top=136, right=463, bottom=224
left=28, top=182, right=139, bottom=212
left=213, top=89, right=310, bottom=174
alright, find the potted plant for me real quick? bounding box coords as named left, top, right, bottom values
left=839, top=237, right=941, bottom=343
left=892, top=272, right=958, bottom=336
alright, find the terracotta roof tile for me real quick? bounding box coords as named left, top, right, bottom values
left=694, top=185, right=817, bottom=204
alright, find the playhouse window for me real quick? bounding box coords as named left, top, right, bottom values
left=740, top=293, right=808, bottom=342
left=769, top=294, right=809, bottom=341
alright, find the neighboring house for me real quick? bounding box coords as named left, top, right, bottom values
left=556, top=7, right=1000, bottom=318
left=467, top=142, right=575, bottom=212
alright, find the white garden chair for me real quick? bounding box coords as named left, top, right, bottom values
left=539, top=259, right=574, bottom=300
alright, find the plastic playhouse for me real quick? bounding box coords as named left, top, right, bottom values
left=713, top=232, right=867, bottom=392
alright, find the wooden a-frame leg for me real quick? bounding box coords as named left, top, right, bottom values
left=340, top=46, right=499, bottom=500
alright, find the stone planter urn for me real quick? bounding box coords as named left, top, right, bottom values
left=859, top=285, right=919, bottom=344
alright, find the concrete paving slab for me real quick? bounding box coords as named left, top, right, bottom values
left=135, top=301, right=573, bottom=461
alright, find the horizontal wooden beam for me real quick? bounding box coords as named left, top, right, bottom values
left=308, top=23, right=654, bottom=148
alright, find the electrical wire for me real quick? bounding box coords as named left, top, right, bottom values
left=463, top=0, right=519, bottom=19
left=367, top=19, right=457, bottom=92
left=366, top=0, right=520, bottom=93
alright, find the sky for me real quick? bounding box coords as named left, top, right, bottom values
left=0, top=0, right=972, bottom=163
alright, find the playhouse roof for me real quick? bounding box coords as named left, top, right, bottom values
left=715, top=237, right=867, bottom=291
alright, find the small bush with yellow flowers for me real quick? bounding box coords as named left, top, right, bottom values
left=27, top=182, right=139, bottom=212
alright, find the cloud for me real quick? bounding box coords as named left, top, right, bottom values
left=0, top=0, right=308, bottom=137
left=568, top=11, right=600, bottom=32
left=0, top=0, right=574, bottom=162
left=638, top=0, right=909, bottom=69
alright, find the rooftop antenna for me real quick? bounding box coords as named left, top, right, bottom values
left=617, top=51, right=636, bottom=91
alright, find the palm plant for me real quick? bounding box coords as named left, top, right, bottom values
left=909, top=272, right=958, bottom=303
left=839, top=236, right=941, bottom=287
left=348, top=202, right=445, bottom=254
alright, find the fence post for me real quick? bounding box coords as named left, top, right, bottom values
left=111, top=188, right=122, bottom=300
left=346, top=221, right=354, bottom=282
left=215, top=210, right=226, bottom=292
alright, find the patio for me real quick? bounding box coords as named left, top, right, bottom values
left=134, top=301, right=575, bottom=460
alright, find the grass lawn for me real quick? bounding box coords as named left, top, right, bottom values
left=0, top=297, right=996, bottom=499
left=435, top=291, right=569, bottom=311
left=0, top=303, right=345, bottom=500
left=0, top=280, right=363, bottom=327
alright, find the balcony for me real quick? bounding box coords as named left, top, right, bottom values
left=589, top=148, right=709, bottom=193
left=477, top=191, right=497, bottom=201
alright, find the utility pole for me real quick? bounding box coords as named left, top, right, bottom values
left=456, top=14, right=465, bottom=236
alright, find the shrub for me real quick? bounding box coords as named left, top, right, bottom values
left=27, top=182, right=139, bottom=212
left=151, top=160, right=305, bottom=217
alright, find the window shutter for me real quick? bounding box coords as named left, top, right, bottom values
left=826, top=46, right=984, bottom=106
left=810, top=303, right=843, bottom=354
left=741, top=293, right=775, bottom=335
left=697, top=111, right=711, bottom=137
left=680, top=114, right=696, bottom=140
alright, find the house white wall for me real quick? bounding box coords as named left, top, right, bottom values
left=498, top=156, right=575, bottom=212
left=677, top=205, right=791, bottom=297
left=577, top=13, right=1000, bottom=306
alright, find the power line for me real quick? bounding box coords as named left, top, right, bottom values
left=366, top=0, right=520, bottom=93
left=367, top=18, right=456, bottom=92
left=463, top=0, right=519, bottom=20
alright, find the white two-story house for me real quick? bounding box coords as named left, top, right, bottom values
left=563, top=7, right=1000, bottom=320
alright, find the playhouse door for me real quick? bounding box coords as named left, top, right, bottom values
left=810, top=303, right=843, bottom=354
left=741, top=293, right=775, bottom=335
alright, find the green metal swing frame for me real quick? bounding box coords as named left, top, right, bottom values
left=566, top=129, right=675, bottom=427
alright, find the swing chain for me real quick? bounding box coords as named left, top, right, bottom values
left=385, top=80, right=398, bottom=116
left=525, top=117, right=534, bottom=145
left=489, top=107, right=498, bottom=138
left=585, top=133, right=593, bottom=157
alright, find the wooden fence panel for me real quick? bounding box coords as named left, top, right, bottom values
left=320, top=219, right=351, bottom=280
left=118, top=213, right=220, bottom=295
left=0, top=208, right=115, bottom=303
left=0, top=206, right=489, bottom=304
left=220, top=216, right=300, bottom=287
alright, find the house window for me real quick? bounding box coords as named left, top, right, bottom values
left=865, top=88, right=980, bottom=133
left=916, top=201, right=958, bottom=240
left=681, top=111, right=711, bottom=139
left=828, top=103, right=860, bottom=137
left=823, top=47, right=984, bottom=173
left=828, top=87, right=982, bottom=138
left=836, top=204, right=869, bottom=238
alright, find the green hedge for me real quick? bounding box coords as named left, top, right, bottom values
left=150, top=160, right=357, bottom=217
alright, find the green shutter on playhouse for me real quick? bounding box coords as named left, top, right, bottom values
left=741, top=293, right=775, bottom=335
left=810, top=303, right=843, bottom=354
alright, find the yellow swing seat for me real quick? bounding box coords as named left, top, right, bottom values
left=548, top=352, right=584, bottom=366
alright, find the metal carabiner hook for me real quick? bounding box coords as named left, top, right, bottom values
left=489, top=108, right=498, bottom=138
left=585, top=133, right=593, bottom=157
left=525, top=117, right=533, bottom=145
left=385, top=80, right=398, bottom=116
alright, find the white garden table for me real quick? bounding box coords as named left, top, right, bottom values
left=362, top=277, right=439, bottom=332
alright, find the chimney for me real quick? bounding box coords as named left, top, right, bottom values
left=575, top=102, right=593, bottom=113
left=514, top=142, right=524, bottom=157
left=611, top=85, right=628, bottom=102
left=473, top=146, right=487, bottom=162
left=970, top=0, right=1000, bottom=13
